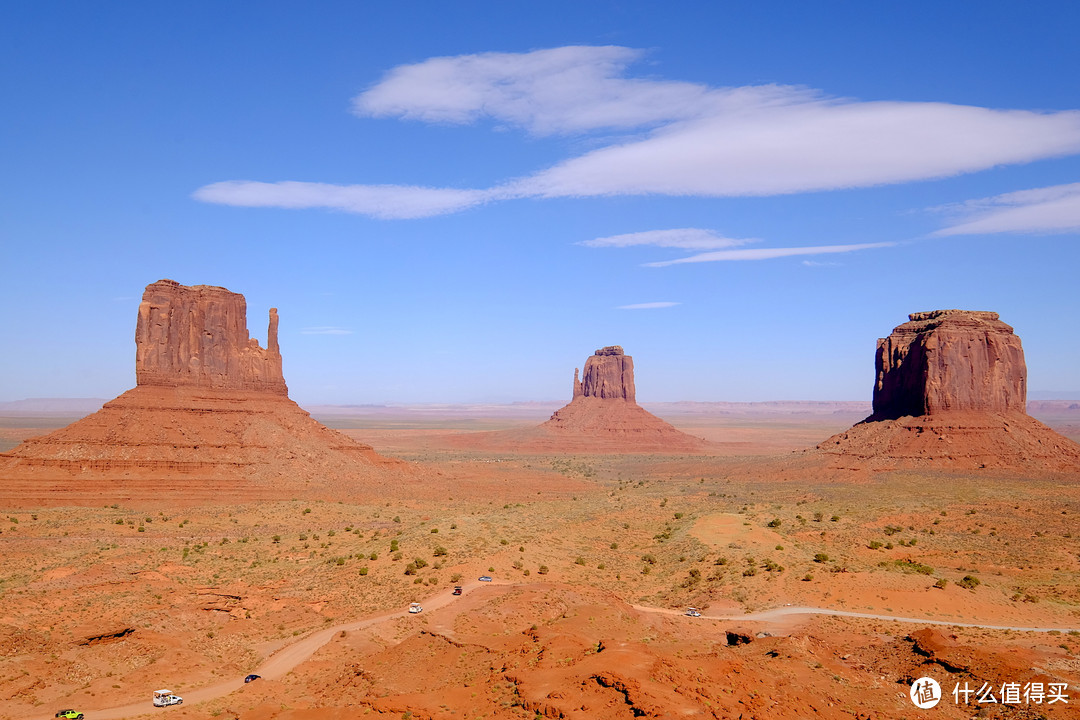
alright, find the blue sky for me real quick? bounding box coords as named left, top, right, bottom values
left=2, top=2, right=1078, bottom=404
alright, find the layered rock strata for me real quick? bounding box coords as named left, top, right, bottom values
left=819, top=310, right=1080, bottom=470
left=0, top=279, right=407, bottom=504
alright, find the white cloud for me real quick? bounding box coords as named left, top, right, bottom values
left=644, top=242, right=893, bottom=266
left=192, top=180, right=493, bottom=220
left=801, top=260, right=841, bottom=267
left=513, top=103, right=1080, bottom=199
left=352, top=46, right=714, bottom=135
left=933, top=182, right=1080, bottom=236
left=582, top=228, right=754, bottom=250
left=616, top=302, right=680, bottom=310
left=300, top=326, right=354, bottom=335
left=195, top=46, right=1080, bottom=218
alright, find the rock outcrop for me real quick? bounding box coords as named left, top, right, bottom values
left=871, top=310, right=1025, bottom=420
left=135, top=279, right=286, bottom=394
left=452, top=346, right=709, bottom=453
left=819, top=309, right=1080, bottom=470
left=577, top=346, right=636, bottom=401
left=0, top=280, right=409, bottom=505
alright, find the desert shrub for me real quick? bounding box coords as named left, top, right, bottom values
left=574, top=556, right=586, bottom=566
left=610, top=542, right=619, bottom=550
left=393, top=516, right=401, bottom=523
left=830, top=515, right=840, bottom=522
left=537, top=565, right=549, bottom=575
left=513, top=560, right=523, bottom=570
left=958, top=575, right=981, bottom=590
left=641, top=554, right=657, bottom=565
left=674, top=512, right=684, bottom=519
left=369, top=552, right=378, bottom=560
left=813, top=553, right=830, bottom=563
left=742, top=567, right=757, bottom=577
left=430, top=528, right=438, bottom=533
left=767, top=518, right=782, bottom=528
left=404, top=563, right=417, bottom=575
left=934, top=578, right=948, bottom=588
left=392, top=552, right=403, bottom=561
left=413, top=558, right=428, bottom=569
left=433, top=546, right=447, bottom=557
left=451, top=573, right=462, bottom=582
left=868, top=541, right=883, bottom=550
left=303, top=508, right=311, bottom=514
left=272, top=535, right=281, bottom=543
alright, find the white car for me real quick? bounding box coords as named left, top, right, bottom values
left=408, top=602, right=422, bottom=614
left=685, top=607, right=702, bottom=617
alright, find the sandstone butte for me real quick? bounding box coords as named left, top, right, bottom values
left=0, top=279, right=408, bottom=505
left=452, top=346, right=710, bottom=453
left=818, top=309, right=1080, bottom=470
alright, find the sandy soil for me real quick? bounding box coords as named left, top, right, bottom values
left=1, top=404, right=1078, bottom=719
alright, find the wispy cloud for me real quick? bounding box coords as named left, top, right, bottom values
left=582, top=228, right=754, bottom=250
left=193, top=181, right=494, bottom=220
left=300, top=326, right=354, bottom=335
left=801, top=259, right=841, bottom=267
left=644, top=242, right=893, bottom=267
left=194, top=46, right=1080, bottom=218
left=933, top=182, right=1080, bottom=236
left=616, top=301, right=680, bottom=310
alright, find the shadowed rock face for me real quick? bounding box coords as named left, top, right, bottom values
left=135, top=279, right=286, bottom=394
left=871, top=310, right=1026, bottom=420
left=574, top=346, right=636, bottom=402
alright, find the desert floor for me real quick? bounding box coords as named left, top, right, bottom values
left=1, top=403, right=1078, bottom=719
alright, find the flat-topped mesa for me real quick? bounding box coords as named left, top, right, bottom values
left=871, top=309, right=1026, bottom=421
left=579, top=346, right=636, bottom=401
left=135, top=279, right=287, bottom=394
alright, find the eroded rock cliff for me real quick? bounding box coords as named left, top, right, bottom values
left=871, top=310, right=1025, bottom=420
left=135, top=279, right=286, bottom=394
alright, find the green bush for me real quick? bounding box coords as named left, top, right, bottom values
left=958, top=575, right=981, bottom=590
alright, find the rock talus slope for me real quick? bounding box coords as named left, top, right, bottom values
left=0, top=279, right=408, bottom=505
left=819, top=309, right=1080, bottom=470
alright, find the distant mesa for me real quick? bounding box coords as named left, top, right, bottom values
left=819, top=309, right=1080, bottom=470
left=0, top=279, right=408, bottom=505
left=453, top=345, right=710, bottom=453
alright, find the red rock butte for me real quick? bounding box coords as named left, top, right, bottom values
left=819, top=309, right=1080, bottom=470
left=452, top=346, right=710, bottom=453
left=0, top=279, right=408, bottom=505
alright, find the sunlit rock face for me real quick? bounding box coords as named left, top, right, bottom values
left=871, top=310, right=1026, bottom=421
left=135, top=279, right=286, bottom=395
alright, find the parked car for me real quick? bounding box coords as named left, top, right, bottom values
left=153, top=689, right=183, bottom=707
left=244, top=674, right=261, bottom=683
left=685, top=607, right=702, bottom=617
left=408, top=602, right=423, bottom=614
left=55, top=711, right=84, bottom=719
left=452, top=586, right=463, bottom=595
left=478, top=576, right=492, bottom=582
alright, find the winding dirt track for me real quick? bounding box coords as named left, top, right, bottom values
left=30, top=582, right=1080, bottom=720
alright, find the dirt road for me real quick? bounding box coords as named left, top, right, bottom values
left=29, top=582, right=1080, bottom=720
